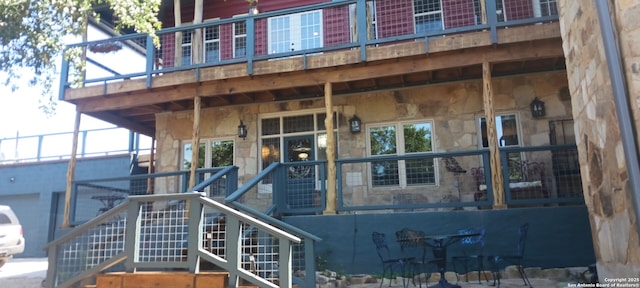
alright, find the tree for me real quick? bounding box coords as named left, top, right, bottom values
left=0, top=0, right=162, bottom=114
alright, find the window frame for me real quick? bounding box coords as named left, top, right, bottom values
left=181, top=138, right=236, bottom=170
left=366, top=119, right=437, bottom=189
left=233, top=21, right=247, bottom=58
left=258, top=109, right=338, bottom=194
left=203, top=25, right=221, bottom=63
left=267, top=10, right=323, bottom=54
left=478, top=112, right=524, bottom=181
left=413, top=0, right=444, bottom=34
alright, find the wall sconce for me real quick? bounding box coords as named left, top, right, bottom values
left=248, top=0, right=259, bottom=15
left=530, top=98, right=546, bottom=118
left=238, top=121, right=248, bottom=139
left=349, top=115, right=361, bottom=133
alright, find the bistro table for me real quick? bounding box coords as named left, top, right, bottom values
left=422, top=231, right=481, bottom=288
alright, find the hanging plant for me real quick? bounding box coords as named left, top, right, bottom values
left=88, top=41, right=123, bottom=53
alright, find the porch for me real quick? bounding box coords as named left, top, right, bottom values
left=46, top=144, right=593, bottom=287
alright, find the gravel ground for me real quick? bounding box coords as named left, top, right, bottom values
left=0, top=257, right=47, bottom=288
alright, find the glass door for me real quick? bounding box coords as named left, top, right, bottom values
left=268, top=10, right=322, bottom=54
left=283, top=135, right=315, bottom=209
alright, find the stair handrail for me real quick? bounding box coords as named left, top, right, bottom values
left=225, top=162, right=321, bottom=287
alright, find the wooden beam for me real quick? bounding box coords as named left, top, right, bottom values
left=147, top=137, right=155, bottom=194
left=192, top=0, right=203, bottom=65
left=482, top=61, right=505, bottom=209
left=189, top=95, right=201, bottom=189
left=63, top=111, right=81, bottom=228
left=174, top=0, right=182, bottom=67
left=323, top=82, right=336, bottom=215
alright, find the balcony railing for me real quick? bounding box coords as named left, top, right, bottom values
left=0, top=127, right=152, bottom=164
left=59, top=0, right=559, bottom=99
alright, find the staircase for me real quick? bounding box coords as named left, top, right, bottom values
left=44, top=192, right=314, bottom=288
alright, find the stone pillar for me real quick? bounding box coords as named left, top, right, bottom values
left=558, top=0, right=640, bottom=277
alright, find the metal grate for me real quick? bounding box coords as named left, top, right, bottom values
left=137, top=201, right=189, bottom=263
left=54, top=213, right=127, bottom=285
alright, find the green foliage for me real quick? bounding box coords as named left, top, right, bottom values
left=0, top=0, right=162, bottom=114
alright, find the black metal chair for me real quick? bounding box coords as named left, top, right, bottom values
left=487, top=223, right=532, bottom=287
left=451, top=227, right=489, bottom=284
left=372, top=231, right=414, bottom=288
left=395, top=228, right=439, bottom=288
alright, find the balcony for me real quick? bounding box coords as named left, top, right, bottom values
left=60, top=0, right=564, bottom=137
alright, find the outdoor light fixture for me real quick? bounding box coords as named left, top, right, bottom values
left=248, top=0, right=259, bottom=15
left=530, top=98, right=546, bottom=118
left=238, top=121, right=248, bottom=139
left=349, top=115, right=361, bottom=133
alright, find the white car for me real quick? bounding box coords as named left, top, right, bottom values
left=0, top=205, right=25, bottom=268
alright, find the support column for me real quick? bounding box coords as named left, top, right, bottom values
left=189, top=95, right=201, bottom=190
left=62, top=111, right=81, bottom=227
left=173, top=0, right=182, bottom=67
left=147, top=137, right=155, bottom=195
left=482, top=61, right=506, bottom=209
left=192, top=0, right=203, bottom=65
left=324, top=82, right=337, bottom=214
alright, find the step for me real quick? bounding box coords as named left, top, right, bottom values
left=96, top=271, right=228, bottom=288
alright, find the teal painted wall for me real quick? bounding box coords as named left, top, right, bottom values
left=285, top=206, right=595, bottom=274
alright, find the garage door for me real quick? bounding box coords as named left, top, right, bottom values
left=0, top=193, right=44, bottom=257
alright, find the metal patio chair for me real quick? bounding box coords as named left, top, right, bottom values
left=451, top=227, right=489, bottom=284
left=487, top=223, right=532, bottom=287
left=372, top=231, right=414, bottom=288
left=395, top=228, right=440, bottom=288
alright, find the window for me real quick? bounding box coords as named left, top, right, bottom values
left=268, top=10, right=322, bottom=54
left=368, top=121, right=435, bottom=187
left=204, top=26, right=220, bottom=63
left=260, top=111, right=336, bottom=188
left=181, top=32, right=192, bottom=65
left=233, top=22, right=247, bottom=57
left=479, top=114, right=522, bottom=180
left=414, top=0, right=443, bottom=33
left=182, top=139, right=234, bottom=197
left=538, top=0, right=558, bottom=17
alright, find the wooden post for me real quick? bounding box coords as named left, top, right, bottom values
left=480, top=0, right=487, bottom=24
left=324, top=82, right=337, bottom=214
left=192, top=0, right=203, bottom=65
left=62, top=111, right=81, bottom=227
left=146, top=137, right=155, bottom=195
left=174, top=0, right=182, bottom=67
left=189, top=95, right=201, bottom=190
left=482, top=61, right=506, bottom=209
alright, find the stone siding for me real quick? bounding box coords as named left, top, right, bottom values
left=558, top=0, right=640, bottom=277
left=154, top=72, right=571, bottom=209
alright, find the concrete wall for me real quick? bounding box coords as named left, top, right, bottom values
left=0, top=155, right=133, bottom=257
left=558, top=0, right=640, bottom=277
left=285, top=206, right=595, bottom=275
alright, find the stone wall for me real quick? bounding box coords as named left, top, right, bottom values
left=154, top=72, right=571, bottom=208
left=558, top=0, right=640, bottom=278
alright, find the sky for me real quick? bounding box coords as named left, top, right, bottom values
left=0, top=84, right=114, bottom=139
left=0, top=25, right=152, bottom=161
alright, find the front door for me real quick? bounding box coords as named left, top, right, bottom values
left=283, top=135, right=315, bottom=209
